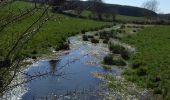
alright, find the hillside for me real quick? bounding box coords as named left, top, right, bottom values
left=51, top=0, right=157, bottom=17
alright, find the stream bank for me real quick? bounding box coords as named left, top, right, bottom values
left=2, top=25, right=153, bottom=100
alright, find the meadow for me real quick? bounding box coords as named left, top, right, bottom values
left=81, top=10, right=146, bottom=22
left=123, top=25, right=170, bottom=99
left=0, top=1, right=111, bottom=58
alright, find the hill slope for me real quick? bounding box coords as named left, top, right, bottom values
left=52, top=0, right=157, bottom=17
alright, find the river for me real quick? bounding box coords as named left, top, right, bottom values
left=3, top=34, right=122, bottom=100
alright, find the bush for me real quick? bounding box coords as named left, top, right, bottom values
left=94, top=33, right=98, bottom=36
left=31, top=50, right=38, bottom=54
left=87, top=35, right=94, bottom=38
left=120, top=25, right=126, bottom=29
left=55, top=42, right=69, bottom=51
left=102, top=65, right=112, bottom=71
left=103, top=55, right=113, bottom=65
left=109, top=44, right=129, bottom=59
left=32, top=56, right=37, bottom=59
left=81, top=30, right=86, bottom=34
left=127, top=25, right=132, bottom=28
left=147, top=81, right=159, bottom=89
left=117, top=29, right=125, bottom=33
left=103, top=54, right=126, bottom=66
left=112, top=58, right=126, bottom=66
left=133, top=30, right=137, bottom=32
left=0, top=77, right=4, bottom=88
left=99, top=30, right=116, bottom=39
left=132, top=61, right=141, bottom=69
left=140, top=26, right=144, bottom=29
left=132, top=60, right=145, bottom=69
left=82, top=35, right=88, bottom=41
left=136, top=67, right=147, bottom=76
left=103, top=39, right=109, bottom=44
left=121, top=50, right=130, bottom=60
left=0, top=59, right=11, bottom=68
left=154, top=88, right=162, bottom=94
left=153, top=76, right=161, bottom=82
left=91, top=38, right=99, bottom=43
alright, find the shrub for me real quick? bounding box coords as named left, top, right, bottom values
left=81, top=30, right=86, bottom=34
left=141, top=26, right=144, bottom=29
left=132, top=60, right=145, bottom=69
left=103, top=54, right=113, bottom=65
left=153, top=76, right=161, bottom=82
left=99, top=31, right=107, bottom=39
left=120, top=50, right=130, bottom=60
left=91, top=38, right=99, bottom=43
left=103, top=54, right=126, bottom=66
left=0, top=59, right=11, bottom=68
left=133, top=30, right=137, bottom=32
left=117, top=29, right=125, bottom=33
left=112, top=58, right=126, bottom=66
left=102, top=65, right=112, bottom=71
left=132, top=61, right=141, bottom=69
left=55, top=42, right=69, bottom=51
left=109, top=44, right=128, bottom=55
left=103, top=39, right=109, bottom=44
left=136, top=67, right=147, bottom=76
left=82, top=35, right=88, bottom=41
left=87, top=35, right=94, bottom=38
left=127, top=25, right=132, bottom=28
left=147, top=81, right=159, bottom=89
left=120, top=25, right=126, bottom=29
left=99, top=30, right=116, bottom=39
left=32, top=56, right=37, bottom=59
left=0, top=77, right=4, bottom=88
left=154, top=88, right=162, bottom=94
left=94, top=33, right=98, bottom=36
left=31, top=50, right=38, bottom=54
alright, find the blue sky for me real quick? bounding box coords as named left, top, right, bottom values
left=83, top=0, right=170, bottom=14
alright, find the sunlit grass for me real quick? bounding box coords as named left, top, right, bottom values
left=123, top=25, right=170, bottom=99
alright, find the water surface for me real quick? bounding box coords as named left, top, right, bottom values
left=5, top=35, right=122, bottom=100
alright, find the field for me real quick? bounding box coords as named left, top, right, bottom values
left=2, top=1, right=170, bottom=99
left=81, top=10, right=146, bottom=22
left=0, top=1, right=110, bottom=58
left=116, top=15, right=146, bottom=22
left=123, top=25, right=170, bottom=99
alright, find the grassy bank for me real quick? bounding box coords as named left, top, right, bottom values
left=123, top=25, right=170, bottom=99
left=0, top=1, right=111, bottom=58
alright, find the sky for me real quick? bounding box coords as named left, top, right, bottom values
left=83, top=0, right=170, bottom=14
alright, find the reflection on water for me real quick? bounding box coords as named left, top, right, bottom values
left=49, top=60, right=59, bottom=76
left=4, top=35, right=122, bottom=100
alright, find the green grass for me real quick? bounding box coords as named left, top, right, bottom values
left=0, top=1, right=111, bottom=58
left=116, top=15, right=146, bottom=22
left=81, top=10, right=92, bottom=17
left=80, top=10, right=146, bottom=22
left=0, top=1, right=34, bottom=19
left=123, top=25, right=170, bottom=99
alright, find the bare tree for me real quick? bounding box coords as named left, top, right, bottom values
left=71, top=0, right=84, bottom=16
left=0, top=1, right=50, bottom=94
left=142, top=0, right=159, bottom=12
left=88, top=0, right=104, bottom=20
left=141, top=0, right=159, bottom=20
left=111, top=10, right=117, bottom=21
